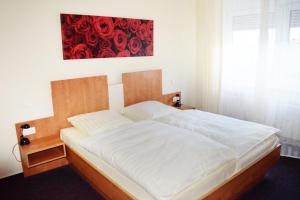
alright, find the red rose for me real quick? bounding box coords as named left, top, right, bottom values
left=98, top=48, right=116, bottom=58
left=93, top=17, right=115, bottom=39
left=136, top=23, right=149, bottom=41
left=113, top=30, right=127, bottom=51
left=128, top=37, right=142, bottom=55
left=145, top=21, right=154, bottom=46
left=65, top=14, right=82, bottom=25
left=85, top=30, right=98, bottom=47
left=74, top=34, right=85, bottom=44
left=117, top=50, right=130, bottom=57
left=147, top=20, right=153, bottom=33
left=99, top=39, right=112, bottom=50
left=136, top=49, right=146, bottom=56
left=114, top=18, right=129, bottom=30
left=61, top=25, right=74, bottom=47
left=63, top=47, right=72, bottom=59
left=129, top=19, right=141, bottom=33
left=88, top=16, right=97, bottom=23
left=145, top=31, right=153, bottom=46
left=71, top=44, right=92, bottom=59
left=146, top=43, right=153, bottom=56
left=74, top=17, right=91, bottom=35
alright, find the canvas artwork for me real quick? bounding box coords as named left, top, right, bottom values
left=60, top=14, right=153, bottom=60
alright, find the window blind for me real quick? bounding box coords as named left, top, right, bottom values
left=290, top=10, right=300, bottom=27
left=233, top=14, right=260, bottom=30
left=233, top=13, right=274, bottom=30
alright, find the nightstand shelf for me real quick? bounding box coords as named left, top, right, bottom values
left=27, top=144, right=65, bottom=168
left=20, top=135, right=68, bottom=177
left=175, top=105, right=195, bottom=110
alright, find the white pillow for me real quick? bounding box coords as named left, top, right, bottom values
left=67, top=110, right=133, bottom=135
left=121, top=101, right=179, bottom=121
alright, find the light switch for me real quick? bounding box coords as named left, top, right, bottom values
left=23, top=127, right=36, bottom=136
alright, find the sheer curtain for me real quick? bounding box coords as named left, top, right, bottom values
left=196, top=0, right=222, bottom=113
left=221, top=0, right=300, bottom=158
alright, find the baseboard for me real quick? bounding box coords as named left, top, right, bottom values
left=0, top=169, right=23, bottom=180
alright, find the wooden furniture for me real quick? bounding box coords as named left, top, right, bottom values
left=17, top=133, right=68, bottom=177
left=15, top=75, right=109, bottom=176
left=67, top=146, right=133, bottom=200
left=122, top=69, right=193, bottom=108
left=176, top=105, right=195, bottom=110
left=121, top=69, right=281, bottom=199
left=122, top=69, right=172, bottom=106
left=24, top=74, right=131, bottom=198
left=15, top=71, right=280, bottom=200
left=203, top=145, right=280, bottom=199
left=122, top=69, right=162, bottom=106
left=67, top=141, right=280, bottom=200
left=160, top=91, right=181, bottom=106
left=20, top=135, right=67, bottom=168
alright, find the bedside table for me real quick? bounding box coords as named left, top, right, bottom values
left=19, top=135, right=68, bottom=177
left=175, top=105, right=195, bottom=110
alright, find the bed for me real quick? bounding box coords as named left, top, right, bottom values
left=121, top=101, right=280, bottom=171
left=16, top=72, right=280, bottom=200
left=157, top=109, right=279, bottom=170
left=121, top=69, right=281, bottom=199
left=60, top=120, right=237, bottom=200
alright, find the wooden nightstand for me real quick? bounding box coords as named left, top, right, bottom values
left=19, top=135, right=68, bottom=177
left=175, top=105, right=195, bottom=110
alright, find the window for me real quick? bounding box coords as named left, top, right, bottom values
left=290, top=10, right=300, bottom=44
left=224, top=14, right=275, bottom=90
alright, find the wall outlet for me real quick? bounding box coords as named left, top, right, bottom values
left=23, top=127, right=36, bottom=136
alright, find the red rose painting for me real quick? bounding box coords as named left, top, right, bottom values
left=60, top=14, right=154, bottom=60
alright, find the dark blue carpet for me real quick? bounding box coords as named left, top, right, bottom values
left=0, top=156, right=299, bottom=200
left=0, top=166, right=104, bottom=200
left=238, top=156, right=300, bottom=200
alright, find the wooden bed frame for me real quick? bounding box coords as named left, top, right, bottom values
left=16, top=70, right=280, bottom=200
left=121, top=69, right=281, bottom=199
left=67, top=143, right=280, bottom=200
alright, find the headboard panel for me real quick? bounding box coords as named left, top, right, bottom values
left=122, top=69, right=162, bottom=106
left=51, top=75, right=109, bottom=129
left=16, top=75, right=109, bottom=140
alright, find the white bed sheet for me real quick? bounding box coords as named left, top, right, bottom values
left=79, top=121, right=236, bottom=200
left=156, top=110, right=280, bottom=170
left=238, top=134, right=279, bottom=169
left=61, top=127, right=236, bottom=200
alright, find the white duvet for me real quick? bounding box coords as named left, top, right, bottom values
left=156, top=110, right=280, bottom=160
left=79, top=120, right=235, bottom=200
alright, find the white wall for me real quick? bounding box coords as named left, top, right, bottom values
left=0, top=0, right=197, bottom=178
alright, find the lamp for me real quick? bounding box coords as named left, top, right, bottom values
left=20, top=124, right=30, bottom=145
left=173, top=93, right=181, bottom=107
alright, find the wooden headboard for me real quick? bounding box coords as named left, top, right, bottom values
left=122, top=69, right=180, bottom=107
left=15, top=75, right=109, bottom=140
left=122, top=69, right=162, bottom=106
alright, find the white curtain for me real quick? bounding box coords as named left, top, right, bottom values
left=196, top=0, right=223, bottom=113
left=221, top=0, right=300, bottom=158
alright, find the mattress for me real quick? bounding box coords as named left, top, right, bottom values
left=238, top=134, right=279, bottom=169
left=61, top=127, right=236, bottom=200
left=156, top=110, right=280, bottom=171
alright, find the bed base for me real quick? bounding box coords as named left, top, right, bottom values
left=66, top=145, right=280, bottom=200
left=203, top=145, right=280, bottom=199
left=66, top=146, right=134, bottom=200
